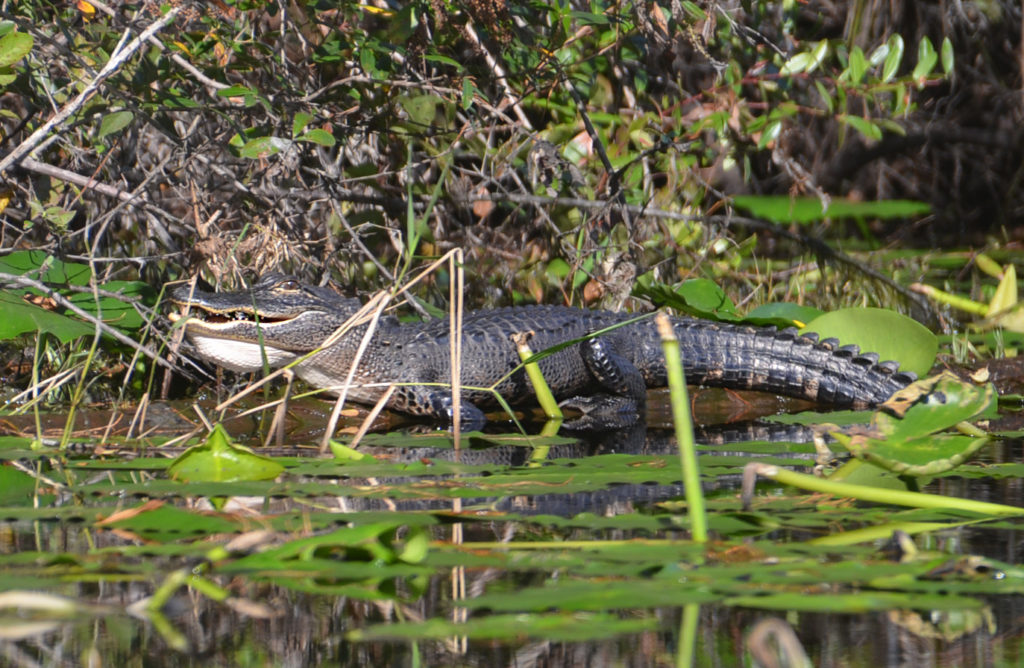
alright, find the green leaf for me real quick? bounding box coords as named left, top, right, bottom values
left=0, top=291, right=95, bottom=342
left=807, top=39, right=829, bottom=74
left=732, top=195, right=930, bottom=224
left=912, top=37, right=938, bottom=81
left=848, top=46, right=867, bottom=85
left=97, top=111, right=133, bottom=139
left=987, top=264, right=1017, bottom=314
left=814, top=80, right=834, bottom=113
left=801, top=307, right=938, bottom=378
left=0, top=250, right=91, bottom=285
left=461, top=76, right=478, bottom=110
left=868, top=42, right=889, bottom=67
left=834, top=373, right=995, bottom=476
left=941, top=37, right=954, bottom=75
left=216, top=84, right=256, bottom=98
left=68, top=280, right=153, bottom=330
left=167, top=425, right=284, bottom=483
left=757, top=119, right=782, bottom=148
left=839, top=114, right=883, bottom=141
left=882, top=34, right=904, bottom=82
left=297, top=128, right=336, bottom=147
left=238, top=136, right=289, bottom=159
left=780, top=52, right=813, bottom=76
left=0, top=30, right=32, bottom=68
left=745, top=302, right=823, bottom=328
left=634, top=276, right=740, bottom=321
left=399, top=95, right=440, bottom=127
left=292, top=111, right=313, bottom=137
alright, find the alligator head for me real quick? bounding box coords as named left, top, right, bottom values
left=169, top=273, right=360, bottom=373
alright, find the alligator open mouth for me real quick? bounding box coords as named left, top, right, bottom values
left=170, top=309, right=295, bottom=325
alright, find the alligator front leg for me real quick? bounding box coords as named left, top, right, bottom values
left=560, top=337, right=647, bottom=422
left=394, top=385, right=488, bottom=430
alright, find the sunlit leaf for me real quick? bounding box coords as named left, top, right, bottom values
left=987, top=263, right=1017, bottom=313
left=0, top=291, right=95, bottom=342
left=882, top=34, right=904, bottom=82
left=801, top=307, right=938, bottom=377
left=941, top=37, right=955, bottom=74
left=168, top=425, right=284, bottom=483
left=912, top=36, right=938, bottom=81
left=0, top=30, right=31, bottom=68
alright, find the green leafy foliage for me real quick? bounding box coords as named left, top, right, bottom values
left=0, top=251, right=154, bottom=342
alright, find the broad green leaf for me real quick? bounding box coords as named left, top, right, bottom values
left=0, top=250, right=91, bottom=285
left=0, top=291, right=95, bottom=342
left=833, top=373, right=995, bottom=476
left=873, top=372, right=995, bottom=440
left=634, top=276, right=740, bottom=320
left=68, top=280, right=153, bottom=329
left=745, top=302, right=823, bottom=328
left=97, top=503, right=241, bottom=543
left=801, top=307, right=937, bottom=377
left=167, top=425, right=284, bottom=483
left=97, top=111, right=133, bottom=139
left=0, top=30, right=31, bottom=68
left=882, top=34, right=904, bottom=82
left=841, top=433, right=990, bottom=477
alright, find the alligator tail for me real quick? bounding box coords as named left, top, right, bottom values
left=671, top=319, right=917, bottom=408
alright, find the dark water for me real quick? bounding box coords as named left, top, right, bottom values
left=1, top=393, right=1023, bottom=667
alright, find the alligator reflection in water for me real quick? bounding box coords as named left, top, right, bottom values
left=260, top=418, right=822, bottom=518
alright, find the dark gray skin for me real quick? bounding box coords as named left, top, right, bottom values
left=170, top=273, right=916, bottom=426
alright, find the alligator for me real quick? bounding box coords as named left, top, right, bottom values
left=169, top=273, right=916, bottom=425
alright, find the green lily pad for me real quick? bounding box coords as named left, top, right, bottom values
left=831, top=373, right=995, bottom=476
left=167, top=425, right=284, bottom=483
left=801, top=307, right=938, bottom=377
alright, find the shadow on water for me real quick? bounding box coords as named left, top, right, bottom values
left=1, top=388, right=1023, bottom=666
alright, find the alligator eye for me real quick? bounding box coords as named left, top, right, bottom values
left=278, top=280, right=301, bottom=291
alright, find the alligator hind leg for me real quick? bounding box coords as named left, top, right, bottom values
left=560, top=337, right=646, bottom=423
